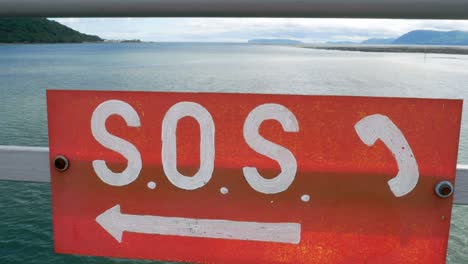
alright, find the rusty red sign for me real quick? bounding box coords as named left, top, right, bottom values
left=47, top=90, right=462, bottom=263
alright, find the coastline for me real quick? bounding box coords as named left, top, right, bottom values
left=301, top=44, right=468, bottom=55
left=2, top=41, right=468, bottom=55
left=0, top=41, right=104, bottom=45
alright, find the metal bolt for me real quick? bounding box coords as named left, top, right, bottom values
left=53, top=155, right=69, bottom=172
left=435, top=181, right=454, bottom=198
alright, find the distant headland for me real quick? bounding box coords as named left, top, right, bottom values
left=248, top=30, right=468, bottom=48
left=324, top=30, right=468, bottom=46
left=0, top=18, right=103, bottom=43
left=313, top=30, right=468, bottom=55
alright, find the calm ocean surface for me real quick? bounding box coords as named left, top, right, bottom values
left=0, top=43, right=467, bottom=263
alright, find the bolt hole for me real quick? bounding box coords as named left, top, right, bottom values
left=440, top=186, right=451, bottom=196
left=435, top=181, right=453, bottom=198
left=54, top=156, right=69, bottom=172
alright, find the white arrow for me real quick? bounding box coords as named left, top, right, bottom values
left=96, top=205, right=301, bottom=244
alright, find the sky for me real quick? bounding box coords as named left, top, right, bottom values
left=51, top=18, right=468, bottom=43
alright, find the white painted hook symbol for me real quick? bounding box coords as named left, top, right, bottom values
left=355, top=114, right=419, bottom=197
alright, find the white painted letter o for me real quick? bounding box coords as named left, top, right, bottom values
left=161, top=102, right=215, bottom=190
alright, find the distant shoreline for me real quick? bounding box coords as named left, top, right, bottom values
left=302, top=45, right=468, bottom=55
left=0, top=41, right=103, bottom=45
left=0, top=41, right=149, bottom=45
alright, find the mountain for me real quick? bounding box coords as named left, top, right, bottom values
left=393, top=30, right=468, bottom=45
left=248, top=39, right=303, bottom=45
left=330, top=30, right=468, bottom=46
left=361, top=38, right=395, bottom=45
left=0, top=18, right=103, bottom=43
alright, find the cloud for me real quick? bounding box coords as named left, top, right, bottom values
left=51, top=18, right=468, bottom=43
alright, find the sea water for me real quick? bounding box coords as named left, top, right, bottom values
left=0, top=43, right=467, bottom=263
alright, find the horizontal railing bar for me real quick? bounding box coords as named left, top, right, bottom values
left=0, top=145, right=50, bottom=183
left=455, top=164, right=468, bottom=205
left=1, top=0, right=468, bottom=19
left=1, top=145, right=467, bottom=205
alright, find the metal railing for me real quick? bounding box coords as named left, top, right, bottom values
left=1, top=0, right=468, bottom=19
left=0, top=145, right=466, bottom=205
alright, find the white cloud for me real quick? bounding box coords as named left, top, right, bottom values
left=50, top=18, right=468, bottom=43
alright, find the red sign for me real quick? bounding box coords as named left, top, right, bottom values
left=47, top=90, right=462, bottom=263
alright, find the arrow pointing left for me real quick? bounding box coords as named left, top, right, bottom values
left=96, top=205, right=301, bottom=244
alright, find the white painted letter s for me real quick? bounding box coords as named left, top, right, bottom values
left=91, top=100, right=142, bottom=186
left=243, top=104, right=299, bottom=194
